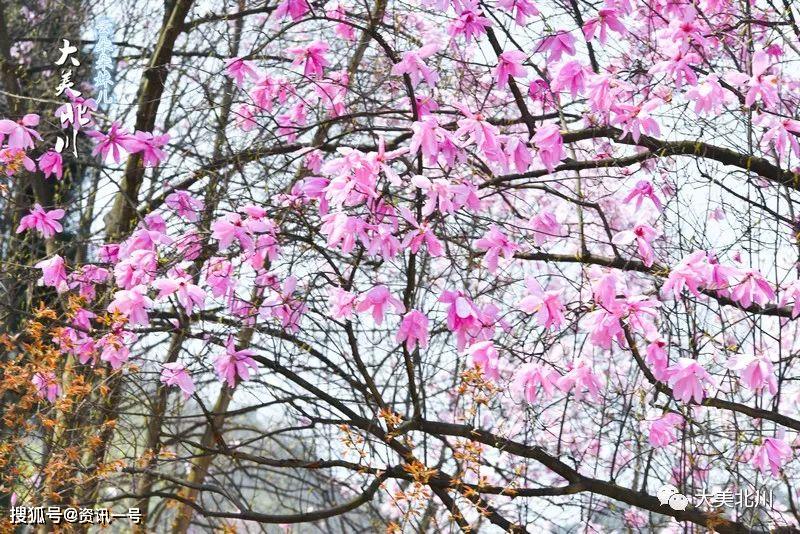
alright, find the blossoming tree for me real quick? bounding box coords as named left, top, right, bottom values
left=0, top=0, right=799, bottom=531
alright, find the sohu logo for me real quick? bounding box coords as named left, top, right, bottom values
left=656, top=484, right=689, bottom=511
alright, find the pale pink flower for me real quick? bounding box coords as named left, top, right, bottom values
left=0, top=113, right=41, bottom=149
left=399, top=207, right=443, bottom=257
left=153, top=276, right=206, bottom=315
left=611, top=223, right=659, bottom=267
left=391, top=45, right=440, bottom=88
left=469, top=340, right=501, bottom=380
left=582, top=8, right=626, bottom=44
left=107, top=285, right=153, bottom=326
left=517, top=278, right=565, bottom=330
left=447, top=1, right=491, bottom=43
left=511, top=363, right=559, bottom=403
left=647, top=412, right=683, bottom=447
left=328, top=287, right=357, bottom=320
left=165, top=190, right=204, bottom=222
left=622, top=180, right=663, bottom=211
left=356, top=285, right=405, bottom=325
left=225, top=57, right=260, bottom=86
left=160, top=362, right=195, bottom=399
left=31, top=372, right=60, bottom=402
left=214, top=336, right=259, bottom=388
left=731, top=269, right=775, bottom=308
left=396, top=310, right=430, bottom=351
left=529, top=211, right=561, bottom=245
left=495, top=50, right=527, bottom=89
left=16, top=204, right=64, bottom=239
left=38, top=151, right=63, bottom=180
left=645, top=339, right=669, bottom=380
left=686, top=75, right=733, bottom=116
left=556, top=359, right=602, bottom=400
left=666, top=358, right=714, bottom=404
left=551, top=60, right=589, bottom=98
left=474, top=226, right=518, bottom=273
left=536, top=32, right=575, bottom=62
left=497, top=0, right=539, bottom=25
left=752, top=437, right=793, bottom=477
left=532, top=123, right=564, bottom=172
left=662, top=251, right=710, bottom=299
left=727, top=353, right=777, bottom=395
left=725, top=50, right=779, bottom=109
left=35, top=255, right=69, bottom=292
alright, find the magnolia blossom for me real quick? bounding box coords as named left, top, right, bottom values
left=517, top=278, right=565, bottom=330
left=529, top=211, right=561, bottom=245
left=160, top=363, right=196, bottom=399
left=532, top=123, right=564, bottom=172
left=536, top=32, right=575, bottom=62
left=474, top=226, right=518, bottom=273
left=752, top=437, right=793, bottom=477
left=38, top=151, right=63, bottom=180
left=557, top=359, right=602, bottom=400
left=355, top=285, right=404, bottom=325
left=612, top=223, right=659, bottom=267
left=214, top=336, right=259, bottom=388
left=623, top=179, right=663, bottom=211
left=469, top=340, right=501, bottom=380
left=511, top=363, right=559, bottom=403
left=153, top=276, right=206, bottom=315
left=647, top=413, right=683, bottom=447
left=107, top=285, right=153, bottom=326
left=32, top=372, right=60, bottom=403
left=396, top=310, right=430, bottom=351
left=727, top=353, right=777, bottom=395
left=391, top=45, right=440, bottom=88
left=731, top=269, right=775, bottom=308
left=35, top=255, right=69, bottom=292
left=495, top=50, right=527, bottom=88
left=666, top=358, right=715, bottom=404
left=328, top=287, right=358, bottom=320
left=0, top=113, right=41, bottom=149
left=16, top=204, right=65, bottom=239
left=288, top=41, right=329, bottom=78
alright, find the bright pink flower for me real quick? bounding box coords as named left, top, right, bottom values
left=264, top=276, right=307, bottom=333
left=613, top=99, right=661, bottom=143
left=153, top=276, right=206, bottom=315
left=536, top=32, right=575, bottom=63
left=400, top=207, right=443, bottom=257
left=107, top=285, right=153, bottom=326
left=38, top=151, right=63, bottom=180
left=356, top=285, right=405, bottom=325
left=225, top=57, right=260, bottom=86
left=32, top=372, right=60, bottom=402
left=448, top=1, right=491, bottom=43
left=497, top=0, right=539, bottom=25
left=35, top=255, right=68, bottom=292
left=731, top=269, right=775, bottom=308
left=288, top=41, right=329, bottom=79
left=623, top=180, right=663, bottom=211
left=396, top=310, right=430, bottom=351
left=529, top=211, right=561, bottom=245
left=583, top=306, right=625, bottom=349
left=439, top=291, right=481, bottom=351
left=469, top=340, right=501, bottom=380
left=329, top=287, right=358, bottom=320
left=274, top=0, right=310, bottom=21
left=495, top=50, right=527, bottom=89
left=727, top=353, right=777, bottom=395
left=409, top=117, right=452, bottom=164
left=662, top=251, right=709, bottom=299
left=165, top=190, right=204, bottom=222
left=0, top=113, right=41, bottom=149
left=160, top=362, right=195, bottom=399
left=532, top=123, right=564, bottom=172
left=321, top=212, right=367, bottom=254
left=214, top=336, right=258, bottom=388
left=511, top=363, right=559, bottom=403
left=647, top=412, right=683, bottom=447
left=205, top=257, right=236, bottom=298
left=556, top=359, right=602, bottom=400
left=582, top=8, right=625, bottom=44
left=725, top=50, right=779, bottom=109
left=69, top=265, right=110, bottom=301
left=129, top=131, right=170, bottom=167
left=114, top=250, right=157, bottom=289
left=391, top=45, right=440, bottom=88
left=752, top=437, right=793, bottom=477
left=86, top=121, right=137, bottom=164
left=666, top=358, right=714, bottom=404
left=503, top=136, right=532, bottom=173
left=611, top=223, right=659, bottom=267
left=517, top=278, right=565, bottom=330
left=16, top=204, right=64, bottom=239
left=686, top=76, right=733, bottom=116
left=475, top=226, right=518, bottom=273
left=551, top=60, right=589, bottom=98
left=212, top=213, right=253, bottom=251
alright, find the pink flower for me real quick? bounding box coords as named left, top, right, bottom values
left=727, top=353, right=777, bottom=395
left=611, top=223, right=659, bottom=267
left=582, top=8, right=625, bottom=44
left=214, top=336, right=259, bottom=388
left=212, top=213, right=253, bottom=251
left=731, top=269, right=775, bottom=308
left=532, top=123, right=564, bottom=172
left=160, top=362, right=195, bottom=399
left=475, top=226, right=518, bottom=273
left=613, top=99, right=661, bottom=143
left=781, top=280, right=800, bottom=318
left=225, top=57, right=260, bottom=86
left=529, top=211, right=561, bottom=245
left=551, top=60, right=589, bottom=98
left=469, top=340, right=501, bottom=380
left=16, top=204, right=64, bottom=239
left=556, top=359, right=602, bottom=400
left=725, top=50, right=779, bottom=109
left=511, top=363, right=558, bottom=403
left=205, top=257, right=236, bottom=298
left=757, top=113, right=800, bottom=163
left=32, top=372, right=60, bottom=402
left=153, top=276, right=206, bottom=315
left=646, top=339, right=669, bottom=380
left=439, top=291, right=481, bottom=351
left=662, top=251, right=709, bottom=299
left=396, top=310, right=430, bottom=351
left=0, top=113, right=41, bottom=149
left=165, top=190, right=204, bottom=222
left=288, top=41, right=329, bottom=79
left=647, top=413, right=683, bottom=447
left=622, top=180, right=663, bottom=211
left=86, top=122, right=137, bottom=164
left=495, top=50, right=527, bottom=89
left=517, top=278, right=565, bottom=330
left=666, top=358, right=714, bottom=404
left=536, top=32, right=575, bottom=62
left=391, top=45, right=440, bottom=88
left=497, top=0, right=539, bottom=25
left=448, top=1, right=491, bottom=43
left=752, top=437, right=793, bottom=477
left=356, top=285, right=405, bottom=325
left=274, top=0, right=310, bottom=21
left=329, top=287, right=357, bottom=320
left=400, top=207, right=444, bottom=257
left=107, top=285, right=153, bottom=326
left=35, top=255, right=69, bottom=292
left=38, top=151, right=63, bottom=180
left=503, top=136, right=532, bottom=173
left=98, top=333, right=132, bottom=369
left=129, top=131, right=170, bottom=167
left=686, top=75, right=733, bottom=116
